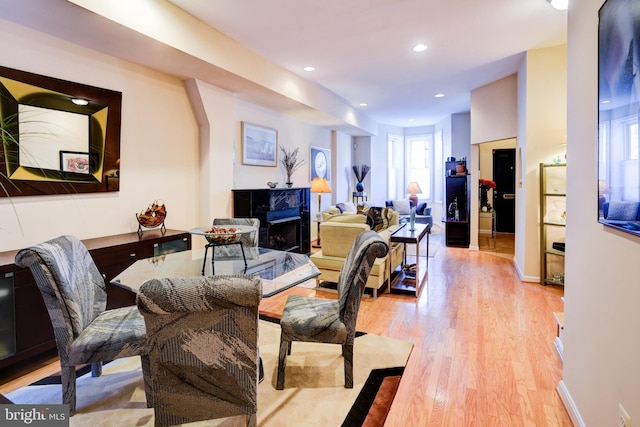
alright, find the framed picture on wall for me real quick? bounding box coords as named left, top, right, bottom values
left=241, top=122, right=277, bottom=166
left=310, top=145, right=331, bottom=182
left=598, top=0, right=640, bottom=237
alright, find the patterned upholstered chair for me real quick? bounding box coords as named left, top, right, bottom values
left=202, top=218, right=260, bottom=274
left=276, top=230, right=388, bottom=390
left=14, top=235, right=151, bottom=415
left=136, top=275, right=262, bottom=427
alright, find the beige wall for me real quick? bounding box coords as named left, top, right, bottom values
left=516, top=45, right=568, bottom=282
left=560, top=1, right=640, bottom=425
left=0, top=19, right=199, bottom=252
left=470, top=74, right=518, bottom=145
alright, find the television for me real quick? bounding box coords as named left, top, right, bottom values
left=598, top=0, right=640, bottom=237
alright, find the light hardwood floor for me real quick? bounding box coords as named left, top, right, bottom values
left=1, top=231, right=571, bottom=426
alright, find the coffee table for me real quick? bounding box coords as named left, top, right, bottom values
left=111, top=247, right=320, bottom=297
left=389, top=222, right=431, bottom=296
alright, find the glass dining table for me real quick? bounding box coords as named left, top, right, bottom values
left=111, top=246, right=320, bottom=297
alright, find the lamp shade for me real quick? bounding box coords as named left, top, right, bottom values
left=406, top=181, right=422, bottom=195
left=310, top=177, right=331, bottom=193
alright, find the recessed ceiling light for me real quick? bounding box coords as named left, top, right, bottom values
left=412, top=44, right=428, bottom=52
left=435, top=93, right=445, bottom=98
left=303, top=66, right=315, bottom=72
left=71, top=98, right=89, bottom=106
left=408, top=118, right=415, bottom=122
left=359, top=103, right=368, bottom=107
left=601, top=100, right=610, bottom=104
left=548, top=0, right=568, bottom=10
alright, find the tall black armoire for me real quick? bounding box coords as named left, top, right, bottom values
left=232, top=187, right=311, bottom=254
left=444, top=160, right=470, bottom=247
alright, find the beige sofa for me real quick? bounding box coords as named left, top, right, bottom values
left=310, top=209, right=404, bottom=297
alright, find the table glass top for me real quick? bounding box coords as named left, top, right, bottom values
left=111, top=247, right=320, bottom=297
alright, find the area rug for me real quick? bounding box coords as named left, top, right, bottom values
left=6, top=320, right=413, bottom=427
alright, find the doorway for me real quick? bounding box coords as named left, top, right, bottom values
left=492, top=149, right=516, bottom=233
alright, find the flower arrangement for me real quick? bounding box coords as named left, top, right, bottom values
left=280, top=146, right=305, bottom=185
left=479, top=179, right=497, bottom=190
left=352, top=164, right=370, bottom=182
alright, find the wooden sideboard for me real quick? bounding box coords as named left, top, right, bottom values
left=0, top=229, right=191, bottom=369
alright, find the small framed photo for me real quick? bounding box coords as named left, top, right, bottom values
left=310, top=145, right=331, bottom=182
left=242, top=122, right=277, bottom=166
left=60, top=151, right=91, bottom=174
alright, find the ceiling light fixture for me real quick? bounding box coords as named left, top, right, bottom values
left=435, top=93, right=445, bottom=98
left=303, top=66, right=315, bottom=71
left=412, top=43, right=428, bottom=52
left=548, top=0, right=568, bottom=10
left=359, top=103, right=368, bottom=107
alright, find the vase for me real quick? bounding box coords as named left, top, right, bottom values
left=286, top=182, right=293, bottom=188
left=355, top=182, right=364, bottom=192
left=480, top=187, right=489, bottom=208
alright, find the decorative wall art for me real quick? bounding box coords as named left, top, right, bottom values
left=598, top=0, right=640, bottom=237
left=0, top=65, right=122, bottom=197
left=241, top=122, right=277, bottom=166
left=310, top=145, right=331, bottom=182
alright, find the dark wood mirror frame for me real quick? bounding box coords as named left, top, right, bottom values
left=0, top=65, right=121, bottom=197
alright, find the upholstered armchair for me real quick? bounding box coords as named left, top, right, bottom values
left=136, top=275, right=262, bottom=427
left=276, top=230, right=388, bottom=390
left=14, top=235, right=151, bottom=415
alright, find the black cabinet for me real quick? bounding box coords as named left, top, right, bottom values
left=233, top=187, right=311, bottom=254
left=0, top=229, right=191, bottom=369
left=444, top=160, right=470, bottom=247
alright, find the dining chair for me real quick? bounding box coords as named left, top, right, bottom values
left=276, top=230, right=388, bottom=390
left=137, top=274, right=262, bottom=427
left=202, top=218, right=260, bottom=274
left=14, top=235, right=152, bottom=415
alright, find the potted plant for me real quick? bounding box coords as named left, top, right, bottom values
left=280, top=146, right=305, bottom=187
left=352, top=164, right=370, bottom=192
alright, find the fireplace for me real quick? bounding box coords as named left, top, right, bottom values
left=232, top=187, right=310, bottom=254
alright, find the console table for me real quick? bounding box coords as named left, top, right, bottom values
left=388, top=222, right=430, bottom=296
left=0, top=229, right=191, bottom=369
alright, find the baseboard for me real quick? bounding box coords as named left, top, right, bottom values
left=557, top=380, right=586, bottom=427
left=514, top=257, right=538, bottom=283
left=553, top=337, right=564, bottom=362
left=469, top=244, right=479, bottom=251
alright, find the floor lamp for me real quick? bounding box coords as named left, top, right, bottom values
left=310, top=177, right=331, bottom=248
left=406, top=181, right=423, bottom=208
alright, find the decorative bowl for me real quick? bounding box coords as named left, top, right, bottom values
left=202, top=226, right=241, bottom=244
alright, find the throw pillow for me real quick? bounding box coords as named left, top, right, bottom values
left=392, top=199, right=412, bottom=215
left=361, top=206, right=391, bottom=232
left=416, top=202, right=427, bottom=215
left=341, top=201, right=357, bottom=212
left=606, top=200, right=640, bottom=221
left=335, top=203, right=346, bottom=213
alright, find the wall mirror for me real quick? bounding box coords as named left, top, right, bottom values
left=0, top=65, right=121, bottom=197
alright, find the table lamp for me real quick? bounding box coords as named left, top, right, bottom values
left=311, top=177, right=331, bottom=220
left=406, top=181, right=422, bottom=208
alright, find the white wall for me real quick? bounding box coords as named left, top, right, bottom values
left=561, top=1, right=640, bottom=425
left=471, top=74, right=518, bottom=144
left=0, top=19, right=199, bottom=252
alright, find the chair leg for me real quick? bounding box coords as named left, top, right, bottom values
left=246, top=412, right=257, bottom=427
left=61, top=364, right=77, bottom=415
left=276, top=339, right=290, bottom=390
left=90, top=362, right=102, bottom=377
left=343, top=344, right=354, bottom=388
left=141, top=355, right=154, bottom=408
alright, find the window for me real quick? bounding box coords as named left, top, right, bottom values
left=387, top=134, right=403, bottom=200
left=405, top=134, right=432, bottom=201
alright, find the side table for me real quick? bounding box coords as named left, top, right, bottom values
left=388, top=222, right=431, bottom=296
left=352, top=191, right=367, bottom=206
